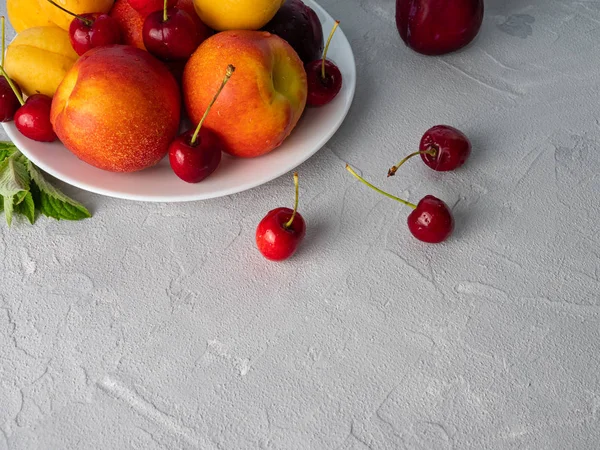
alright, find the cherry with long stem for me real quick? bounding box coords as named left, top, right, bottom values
left=389, top=125, right=472, bottom=175
left=168, top=65, right=235, bottom=183
left=47, top=0, right=121, bottom=56
left=255, top=172, right=307, bottom=261
left=346, top=164, right=454, bottom=243
left=305, top=20, right=343, bottom=107
left=190, top=65, right=235, bottom=145
left=142, top=0, right=200, bottom=61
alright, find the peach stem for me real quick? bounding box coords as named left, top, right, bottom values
left=346, top=164, right=417, bottom=210
left=322, top=20, right=340, bottom=80
left=190, top=64, right=236, bottom=146
left=284, top=172, right=300, bottom=229
left=46, top=0, right=93, bottom=26
left=387, top=148, right=437, bottom=177
left=163, top=0, right=168, bottom=22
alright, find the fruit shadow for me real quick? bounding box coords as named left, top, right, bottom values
left=464, top=128, right=488, bottom=168
left=445, top=128, right=491, bottom=242
left=299, top=215, right=333, bottom=258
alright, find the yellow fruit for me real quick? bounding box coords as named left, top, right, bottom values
left=192, top=0, right=285, bottom=31
left=7, top=0, right=55, bottom=32
left=38, top=0, right=115, bottom=30
left=4, top=27, right=79, bottom=98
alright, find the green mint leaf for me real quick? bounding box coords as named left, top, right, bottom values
left=0, top=142, right=18, bottom=164
left=26, top=161, right=91, bottom=221
left=15, top=192, right=35, bottom=224
left=0, top=142, right=18, bottom=150
left=0, top=194, right=3, bottom=212
left=4, top=195, right=15, bottom=226
left=0, top=155, right=30, bottom=196
left=0, top=155, right=30, bottom=226
left=14, top=190, right=28, bottom=205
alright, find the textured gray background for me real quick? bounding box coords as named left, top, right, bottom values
left=2, top=0, right=600, bottom=449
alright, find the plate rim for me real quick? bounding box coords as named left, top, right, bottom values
left=1, top=0, right=356, bottom=203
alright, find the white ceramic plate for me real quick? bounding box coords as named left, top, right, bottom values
left=1, top=0, right=356, bottom=202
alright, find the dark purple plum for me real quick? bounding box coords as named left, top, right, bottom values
left=262, top=0, right=323, bottom=63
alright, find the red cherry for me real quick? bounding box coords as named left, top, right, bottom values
left=128, top=0, right=176, bottom=17
left=407, top=195, right=454, bottom=243
left=388, top=125, right=472, bottom=176
left=395, top=0, right=484, bottom=56
left=143, top=7, right=200, bottom=61
left=256, top=173, right=306, bottom=261
left=306, top=20, right=342, bottom=107
left=346, top=164, right=454, bottom=244
left=46, top=1, right=121, bottom=56
left=14, top=94, right=57, bottom=143
left=69, top=13, right=121, bottom=56
left=306, top=60, right=342, bottom=107
left=168, top=129, right=222, bottom=183
left=169, top=64, right=235, bottom=182
left=0, top=77, right=21, bottom=122
left=419, top=125, right=471, bottom=171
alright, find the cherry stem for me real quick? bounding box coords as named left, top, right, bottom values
left=1, top=15, right=25, bottom=106
left=387, top=148, right=437, bottom=177
left=322, top=20, right=340, bottom=80
left=346, top=164, right=417, bottom=210
left=190, top=64, right=236, bottom=146
left=1, top=16, right=5, bottom=68
left=0, top=67, right=24, bottom=106
left=163, top=0, right=168, bottom=22
left=46, top=0, right=93, bottom=26
left=284, top=172, right=300, bottom=229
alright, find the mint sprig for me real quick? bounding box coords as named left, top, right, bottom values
left=0, top=141, right=91, bottom=226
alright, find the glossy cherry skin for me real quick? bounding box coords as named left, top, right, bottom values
left=396, top=0, right=484, bottom=55
left=256, top=208, right=306, bottom=261
left=143, top=8, right=200, bottom=61
left=14, top=94, right=57, bottom=143
left=128, top=0, right=177, bottom=17
left=305, top=59, right=342, bottom=106
left=69, top=13, right=122, bottom=56
left=407, top=195, right=454, bottom=243
left=0, top=77, right=21, bottom=122
left=168, top=129, right=222, bottom=183
left=420, top=125, right=471, bottom=171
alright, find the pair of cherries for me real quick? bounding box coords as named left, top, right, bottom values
left=347, top=125, right=472, bottom=244
left=49, top=0, right=202, bottom=61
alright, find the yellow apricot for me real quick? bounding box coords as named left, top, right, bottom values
left=4, top=26, right=79, bottom=98
left=7, top=0, right=55, bottom=32
left=38, top=0, right=115, bottom=31
left=193, top=0, right=285, bottom=31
